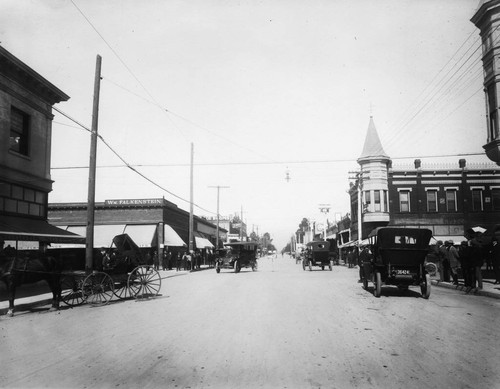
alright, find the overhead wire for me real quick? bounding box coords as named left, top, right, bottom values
left=52, top=106, right=216, bottom=215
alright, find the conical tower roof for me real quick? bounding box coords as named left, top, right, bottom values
left=358, top=116, right=390, bottom=162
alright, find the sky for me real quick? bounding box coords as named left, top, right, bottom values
left=0, top=0, right=490, bottom=249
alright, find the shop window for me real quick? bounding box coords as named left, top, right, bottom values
left=399, top=190, right=410, bottom=212
left=426, top=190, right=438, bottom=212
left=10, top=107, right=30, bottom=156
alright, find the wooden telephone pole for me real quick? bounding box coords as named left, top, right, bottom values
left=85, top=55, right=102, bottom=274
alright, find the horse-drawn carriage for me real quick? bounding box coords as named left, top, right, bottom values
left=302, top=240, right=332, bottom=271
left=60, top=233, right=161, bottom=307
left=362, top=227, right=433, bottom=299
left=1, top=233, right=161, bottom=316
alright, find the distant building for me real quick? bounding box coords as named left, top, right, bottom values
left=348, top=117, right=500, bottom=242
left=48, top=198, right=227, bottom=251
left=0, top=45, right=83, bottom=246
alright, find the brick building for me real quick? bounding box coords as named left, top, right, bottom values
left=348, top=117, right=500, bottom=243
left=48, top=198, right=226, bottom=252
left=0, top=45, right=83, bottom=246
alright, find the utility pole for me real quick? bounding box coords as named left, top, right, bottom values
left=240, top=205, right=244, bottom=241
left=189, top=143, right=194, bottom=254
left=208, top=185, right=229, bottom=250
left=85, top=54, right=101, bottom=274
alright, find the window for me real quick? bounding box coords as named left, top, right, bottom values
left=374, top=191, right=381, bottom=212
left=364, top=191, right=371, bottom=212
left=492, top=188, right=500, bottom=211
left=426, top=190, right=438, bottom=212
left=10, top=107, right=30, bottom=155
left=399, top=190, right=410, bottom=212
left=383, top=190, right=388, bottom=212
left=472, top=188, right=483, bottom=211
left=446, top=190, right=457, bottom=212
left=488, top=85, right=499, bottom=140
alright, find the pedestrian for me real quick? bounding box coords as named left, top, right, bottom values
left=174, top=252, right=181, bottom=271
left=459, top=241, right=472, bottom=288
left=436, top=240, right=446, bottom=282
left=358, top=245, right=373, bottom=283
left=470, top=239, right=484, bottom=291
left=445, top=240, right=460, bottom=285
left=152, top=250, right=159, bottom=271
left=162, top=250, right=168, bottom=271
left=490, top=237, right=500, bottom=284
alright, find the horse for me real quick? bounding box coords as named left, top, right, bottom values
left=0, top=253, right=63, bottom=317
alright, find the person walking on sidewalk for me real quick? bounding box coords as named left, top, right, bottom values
left=445, top=240, right=460, bottom=285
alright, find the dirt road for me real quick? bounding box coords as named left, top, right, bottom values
left=1, top=255, right=499, bottom=388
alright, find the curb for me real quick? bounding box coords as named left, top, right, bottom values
left=431, top=280, right=500, bottom=300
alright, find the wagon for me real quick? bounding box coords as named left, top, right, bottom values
left=303, top=241, right=332, bottom=271
left=60, top=233, right=162, bottom=306
left=216, top=241, right=258, bottom=273
left=362, top=227, right=432, bottom=298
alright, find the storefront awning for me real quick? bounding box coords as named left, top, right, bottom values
left=164, top=224, right=186, bottom=247
left=0, top=215, right=85, bottom=243
left=195, top=236, right=214, bottom=249
left=123, top=224, right=157, bottom=247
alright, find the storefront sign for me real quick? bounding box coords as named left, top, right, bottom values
left=104, top=198, right=163, bottom=206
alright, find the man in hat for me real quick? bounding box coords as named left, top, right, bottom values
left=436, top=240, right=446, bottom=282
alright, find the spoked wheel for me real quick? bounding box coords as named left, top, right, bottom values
left=82, top=272, right=115, bottom=306
left=421, top=273, right=431, bottom=299
left=374, top=271, right=382, bottom=298
left=128, top=266, right=162, bottom=299
left=60, top=273, right=86, bottom=307
left=113, top=279, right=132, bottom=300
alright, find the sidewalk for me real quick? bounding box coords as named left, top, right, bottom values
left=0, top=267, right=214, bottom=317
left=431, top=278, right=500, bottom=300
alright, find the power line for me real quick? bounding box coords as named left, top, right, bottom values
left=52, top=106, right=216, bottom=215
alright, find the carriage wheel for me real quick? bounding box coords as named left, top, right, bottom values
left=128, top=266, right=162, bottom=299
left=113, top=279, right=132, bottom=300
left=374, top=271, right=382, bottom=298
left=60, top=274, right=85, bottom=307
left=421, top=273, right=431, bottom=299
left=82, top=272, right=115, bottom=306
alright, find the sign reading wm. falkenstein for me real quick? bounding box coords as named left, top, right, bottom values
left=104, top=198, right=164, bottom=206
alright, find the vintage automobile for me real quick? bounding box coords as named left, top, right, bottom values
left=303, top=240, right=332, bottom=271
left=362, top=227, right=433, bottom=299
left=216, top=241, right=258, bottom=273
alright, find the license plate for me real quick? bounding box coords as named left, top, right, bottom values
left=395, top=269, right=411, bottom=275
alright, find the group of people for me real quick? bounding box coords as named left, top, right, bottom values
left=433, top=238, right=500, bottom=291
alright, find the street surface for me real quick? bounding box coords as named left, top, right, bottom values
left=1, top=254, right=499, bottom=389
